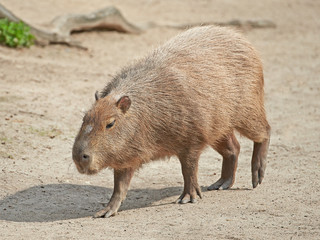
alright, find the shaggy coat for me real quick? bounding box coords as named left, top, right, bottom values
left=72, top=25, right=270, bottom=218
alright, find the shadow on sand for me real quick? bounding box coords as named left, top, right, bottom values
left=0, top=183, right=183, bottom=222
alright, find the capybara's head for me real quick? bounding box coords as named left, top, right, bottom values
left=72, top=92, right=132, bottom=174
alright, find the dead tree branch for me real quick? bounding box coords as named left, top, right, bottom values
left=0, top=3, right=276, bottom=49
left=0, top=4, right=141, bottom=49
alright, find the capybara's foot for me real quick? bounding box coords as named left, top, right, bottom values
left=251, top=136, right=269, bottom=188
left=93, top=201, right=121, bottom=218
left=207, top=177, right=234, bottom=190
left=252, top=162, right=265, bottom=188
left=176, top=185, right=202, bottom=204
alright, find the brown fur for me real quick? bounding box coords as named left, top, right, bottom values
left=72, top=25, right=270, bottom=217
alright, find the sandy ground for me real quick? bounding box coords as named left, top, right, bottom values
left=0, top=0, right=319, bottom=239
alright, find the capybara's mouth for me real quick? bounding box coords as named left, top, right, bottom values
left=85, top=168, right=98, bottom=175
left=75, top=164, right=98, bottom=175
left=75, top=164, right=86, bottom=174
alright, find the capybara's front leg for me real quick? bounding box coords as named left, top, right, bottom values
left=177, top=149, right=202, bottom=204
left=94, top=168, right=135, bottom=218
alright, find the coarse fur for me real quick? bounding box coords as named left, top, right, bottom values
left=72, top=25, right=271, bottom=218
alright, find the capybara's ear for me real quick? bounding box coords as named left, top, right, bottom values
left=95, top=91, right=100, bottom=101
left=116, top=96, right=131, bottom=113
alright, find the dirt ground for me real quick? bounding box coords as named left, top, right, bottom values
left=0, top=0, right=319, bottom=239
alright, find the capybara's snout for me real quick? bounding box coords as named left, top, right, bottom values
left=72, top=140, right=92, bottom=174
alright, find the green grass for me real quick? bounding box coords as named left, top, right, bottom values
left=0, top=18, right=35, bottom=48
left=28, top=127, right=62, bottom=138
left=0, top=136, right=9, bottom=143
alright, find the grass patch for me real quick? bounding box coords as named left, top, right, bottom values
left=0, top=136, right=9, bottom=143
left=28, top=127, right=63, bottom=139
left=0, top=18, right=35, bottom=48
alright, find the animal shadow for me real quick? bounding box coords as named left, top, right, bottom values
left=0, top=183, right=182, bottom=222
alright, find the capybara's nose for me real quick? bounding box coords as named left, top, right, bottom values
left=82, top=153, right=91, bottom=163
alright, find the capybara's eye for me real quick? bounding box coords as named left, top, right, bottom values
left=106, top=120, right=116, bottom=129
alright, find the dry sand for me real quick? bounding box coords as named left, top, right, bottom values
left=0, top=0, right=319, bottom=239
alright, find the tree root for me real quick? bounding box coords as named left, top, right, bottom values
left=0, top=4, right=141, bottom=49
left=0, top=3, right=276, bottom=50
left=153, top=19, right=276, bottom=30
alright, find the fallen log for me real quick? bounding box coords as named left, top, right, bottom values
left=0, top=4, right=141, bottom=49
left=0, top=3, right=276, bottom=49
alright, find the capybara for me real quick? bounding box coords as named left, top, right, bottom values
left=72, top=25, right=270, bottom=218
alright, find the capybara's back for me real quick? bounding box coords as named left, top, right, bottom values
left=152, top=26, right=268, bottom=146
left=72, top=26, right=270, bottom=218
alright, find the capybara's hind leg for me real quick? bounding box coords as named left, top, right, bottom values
left=208, top=133, right=240, bottom=190
left=239, top=119, right=271, bottom=188
left=251, top=126, right=270, bottom=188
